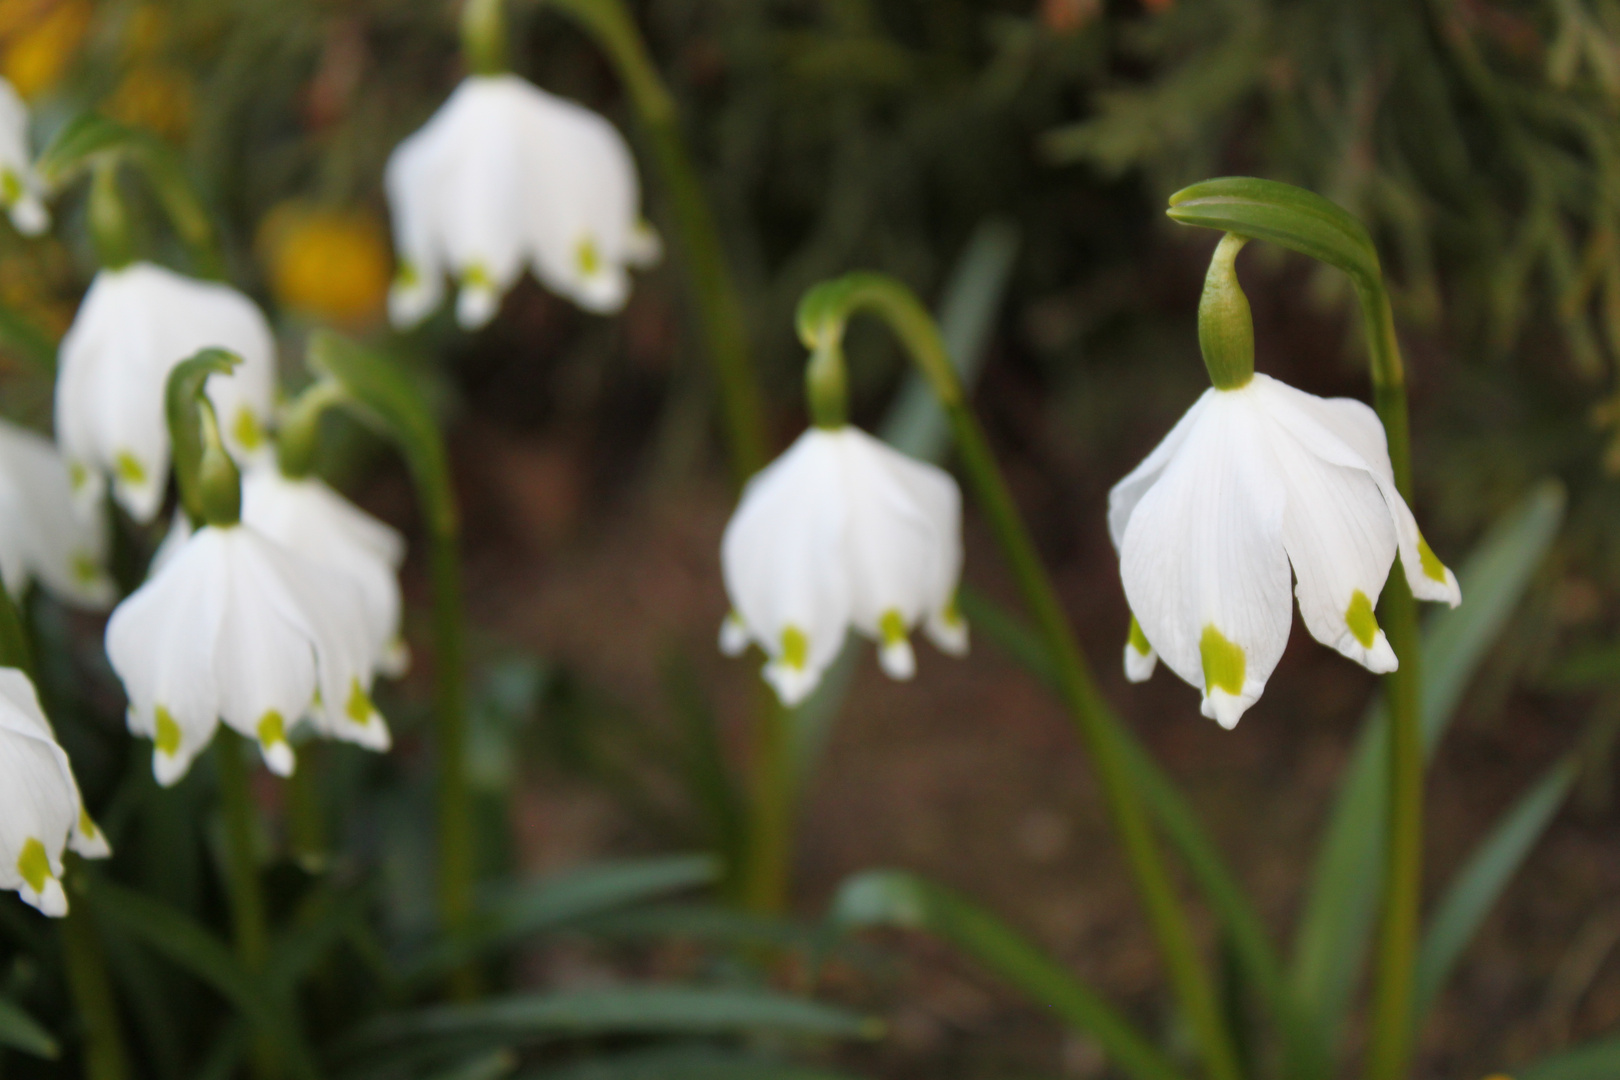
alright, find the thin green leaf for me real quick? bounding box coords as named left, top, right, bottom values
left=36, top=114, right=133, bottom=183
left=86, top=878, right=318, bottom=1080
left=432, top=1050, right=518, bottom=1080
left=830, top=869, right=1186, bottom=1080
left=1290, top=481, right=1565, bottom=1054
left=335, top=987, right=876, bottom=1062
left=399, top=855, right=718, bottom=984
left=660, top=652, right=749, bottom=881
left=518, top=1045, right=864, bottom=1080
left=577, top=903, right=819, bottom=951
left=1413, top=757, right=1578, bottom=1021
left=0, top=998, right=58, bottom=1059
left=1517, top=1032, right=1620, bottom=1080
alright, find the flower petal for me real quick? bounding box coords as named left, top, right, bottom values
left=1120, top=390, right=1292, bottom=728
left=1107, top=389, right=1215, bottom=551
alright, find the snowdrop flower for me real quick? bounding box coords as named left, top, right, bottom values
left=0, top=668, right=109, bottom=916
left=720, top=426, right=967, bottom=706
left=56, top=262, right=277, bottom=523
left=0, top=419, right=114, bottom=608
left=385, top=74, right=660, bottom=330
left=1110, top=373, right=1460, bottom=729
left=106, top=523, right=389, bottom=786
left=242, top=467, right=409, bottom=677
left=0, top=77, right=48, bottom=236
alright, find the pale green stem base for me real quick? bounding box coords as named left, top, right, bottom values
left=60, top=885, right=131, bottom=1080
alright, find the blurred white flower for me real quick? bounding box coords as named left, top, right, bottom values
left=242, top=467, right=409, bottom=677
left=56, top=262, right=277, bottom=523
left=385, top=74, right=660, bottom=330
left=0, top=419, right=114, bottom=608
left=106, top=523, right=389, bottom=786
left=720, top=426, right=967, bottom=706
left=0, top=78, right=48, bottom=236
left=1108, top=373, right=1460, bottom=729
left=0, top=668, right=109, bottom=916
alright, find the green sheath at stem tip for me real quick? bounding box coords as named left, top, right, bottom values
left=1199, top=233, right=1255, bottom=390
left=460, top=0, right=509, bottom=75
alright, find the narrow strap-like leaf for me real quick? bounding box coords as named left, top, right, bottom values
left=0, top=997, right=58, bottom=1059
left=1412, top=756, right=1578, bottom=1021
left=830, top=869, right=1187, bottom=1080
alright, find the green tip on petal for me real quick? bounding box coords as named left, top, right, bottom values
left=780, top=625, right=809, bottom=671
left=69, top=461, right=88, bottom=491
left=0, top=170, right=21, bottom=205
left=114, top=450, right=147, bottom=486
left=71, top=552, right=98, bottom=585
left=154, top=705, right=181, bottom=757
left=576, top=236, right=602, bottom=278
left=1199, top=624, right=1246, bottom=696
left=1345, top=589, right=1379, bottom=648
left=1128, top=614, right=1152, bottom=657
left=17, top=838, right=49, bottom=894
left=345, top=679, right=375, bottom=725
left=879, top=608, right=907, bottom=647
left=258, top=710, right=287, bottom=748
left=396, top=261, right=420, bottom=288
left=78, top=807, right=99, bottom=840
left=1417, top=534, right=1448, bottom=584
left=233, top=406, right=265, bottom=452
left=462, top=262, right=492, bottom=289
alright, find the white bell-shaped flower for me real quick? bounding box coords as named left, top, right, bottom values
left=0, top=668, right=110, bottom=916
left=242, top=467, right=409, bottom=677
left=0, top=77, right=48, bottom=236
left=56, top=262, right=277, bottom=523
left=720, top=426, right=968, bottom=706
left=0, top=419, right=114, bottom=608
left=385, top=74, right=660, bottom=330
left=1109, top=373, right=1460, bottom=729
left=105, top=522, right=390, bottom=787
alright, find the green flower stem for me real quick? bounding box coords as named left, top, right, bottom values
left=214, top=731, right=279, bottom=1080
left=543, top=0, right=770, bottom=482
left=741, top=693, right=795, bottom=913
left=59, top=885, right=131, bottom=1080
left=429, top=508, right=479, bottom=997
left=1356, top=280, right=1425, bottom=1080
left=460, top=0, right=509, bottom=76
left=88, top=161, right=135, bottom=272
left=284, top=749, right=327, bottom=872
left=796, top=273, right=1243, bottom=1080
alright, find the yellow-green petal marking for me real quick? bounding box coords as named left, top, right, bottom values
left=1199, top=624, right=1246, bottom=696
left=154, top=705, right=181, bottom=757
left=780, top=626, right=808, bottom=670
left=1416, top=534, right=1448, bottom=584
left=879, top=609, right=907, bottom=647
left=1128, top=614, right=1152, bottom=656
left=1345, top=589, right=1379, bottom=648
left=16, top=838, right=50, bottom=894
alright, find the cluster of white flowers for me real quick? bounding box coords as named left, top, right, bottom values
left=0, top=77, right=412, bottom=914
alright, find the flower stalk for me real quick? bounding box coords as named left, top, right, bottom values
left=215, top=731, right=279, bottom=1080
left=1166, top=176, right=1427, bottom=1080
left=795, top=272, right=1244, bottom=1080
left=59, top=884, right=131, bottom=1080
left=460, top=0, right=509, bottom=77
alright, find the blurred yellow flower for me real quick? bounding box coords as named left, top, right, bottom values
left=260, top=203, right=391, bottom=327
left=0, top=0, right=90, bottom=99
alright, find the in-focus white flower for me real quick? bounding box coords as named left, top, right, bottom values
left=56, top=262, right=277, bottom=523
left=1109, top=372, right=1460, bottom=729
left=0, top=668, right=110, bottom=916
left=106, top=522, right=389, bottom=786
left=385, top=74, right=660, bottom=330
left=0, top=78, right=47, bottom=236
left=0, top=419, right=114, bottom=608
left=720, top=426, right=967, bottom=706
left=242, top=467, right=409, bottom=677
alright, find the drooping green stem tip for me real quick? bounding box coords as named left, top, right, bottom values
left=794, top=272, right=1244, bottom=1080
left=88, top=161, right=135, bottom=271
left=1198, top=233, right=1255, bottom=390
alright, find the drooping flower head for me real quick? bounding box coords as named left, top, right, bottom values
left=1109, top=234, right=1458, bottom=728
left=385, top=74, right=660, bottom=330
left=0, top=77, right=48, bottom=236
left=720, top=425, right=968, bottom=706
left=56, top=262, right=277, bottom=523
left=106, top=522, right=390, bottom=785
left=0, top=668, right=110, bottom=916
left=242, top=467, right=409, bottom=677
left=0, top=418, right=115, bottom=608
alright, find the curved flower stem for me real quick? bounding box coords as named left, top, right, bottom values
left=214, top=731, right=279, bottom=1080
left=1355, top=280, right=1424, bottom=1080
left=797, top=273, right=1243, bottom=1080
left=541, top=0, right=769, bottom=483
